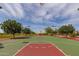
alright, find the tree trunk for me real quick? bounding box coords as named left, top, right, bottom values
left=13, top=33, right=15, bottom=39
left=65, top=34, right=68, bottom=38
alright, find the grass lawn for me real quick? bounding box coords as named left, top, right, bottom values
left=0, top=36, right=79, bottom=56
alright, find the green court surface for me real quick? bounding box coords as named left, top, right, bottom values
left=0, top=36, right=79, bottom=56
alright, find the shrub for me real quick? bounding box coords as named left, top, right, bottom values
left=69, top=33, right=76, bottom=37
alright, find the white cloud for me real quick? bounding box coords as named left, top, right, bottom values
left=66, top=18, right=79, bottom=25
left=42, top=3, right=60, bottom=9
left=31, top=16, right=44, bottom=23
left=3, top=4, right=17, bottom=17
left=35, top=10, right=46, bottom=17
left=12, top=3, right=25, bottom=18
left=1, top=3, right=79, bottom=29
left=44, top=14, right=52, bottom=20
left=62, top=4, right=79, bottom=17
left=33, top=3, right=68, bottom=22
left=0, top=3, right=25, bottom=18
left=0, top=9, right=10, bottom=16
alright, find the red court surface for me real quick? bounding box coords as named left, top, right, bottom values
left=15, top=44, right=65, bottom=56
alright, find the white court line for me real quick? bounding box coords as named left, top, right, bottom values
left=48, top=46, right=52, bottom=48
left=52, top=44, right=67, bottom=56
left=42, top=47, right=46, bottom=48
left=30, top=46, right=39, bottom=48
left=35, top=47, right=39, bottom=48
left=13, top=43, right=31, bottom=56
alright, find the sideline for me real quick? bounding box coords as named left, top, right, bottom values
left=52, top=43, right=67, bottom=56
left=13, top=43, right=31, bottom=56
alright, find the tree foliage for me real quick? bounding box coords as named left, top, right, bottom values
left=22, top=27, right=35, bottom=34
left=58, top=24, right=75, bottom=35
left=45, top=27, right=54, bottom=34
left=1, top=19, right=22, bottom=38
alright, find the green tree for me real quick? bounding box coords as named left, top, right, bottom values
left=1, top=19, right=22, bottom=38
left=58, top=24, right=75, bottom=36
left=53, top=29, right=58, bottom=35
left=22, top=27, right=32, bottom=34
left=45, top=27, right=54, bottom=35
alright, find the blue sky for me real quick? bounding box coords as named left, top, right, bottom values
left=0, top=3, right=79, bottom=33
